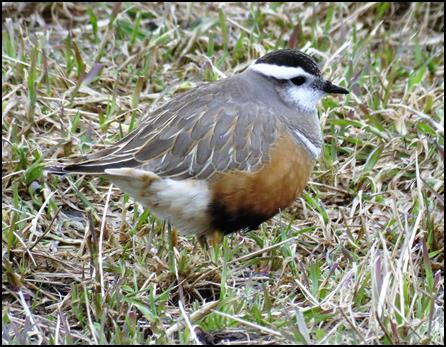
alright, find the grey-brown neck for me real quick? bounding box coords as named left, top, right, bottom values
left=242, top=69, right=323, bottom=160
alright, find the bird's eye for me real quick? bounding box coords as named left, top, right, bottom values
left=290, top=76, right=306, bottom=86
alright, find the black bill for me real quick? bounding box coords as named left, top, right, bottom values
left=322, top=80, right=349, bottom=94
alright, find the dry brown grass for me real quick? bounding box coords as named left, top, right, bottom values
left=2, top=2, right=444, bottom=345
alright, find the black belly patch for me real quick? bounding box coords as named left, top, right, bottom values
left=209, top=201, right=274, bottom=235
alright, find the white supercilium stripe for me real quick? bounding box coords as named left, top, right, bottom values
left=249, top=63, right=313, bottom=80
left=293, top=129, right=321, bottom=159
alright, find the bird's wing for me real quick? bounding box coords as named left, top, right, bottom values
left=51, top=78, right=281, bottom=180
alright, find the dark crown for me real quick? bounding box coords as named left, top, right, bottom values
left=255, top=49, right=321, bottom=77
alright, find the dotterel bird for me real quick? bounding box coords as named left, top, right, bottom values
left=47, top=49, right=348, bottom=246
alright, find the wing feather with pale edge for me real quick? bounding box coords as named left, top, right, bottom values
left=54, top=77, right=281, bottom=179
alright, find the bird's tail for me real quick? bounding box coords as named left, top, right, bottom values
left=103, top=168, right=160, bottom=196
left=46, top=163, right=160, bottom=200
left=45, top=156, right=141, bottom=175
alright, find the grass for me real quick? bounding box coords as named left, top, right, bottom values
left=2, top=2, right=444, bottom=345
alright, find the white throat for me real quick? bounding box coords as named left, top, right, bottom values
left=280, top=84, right=325, bottom=113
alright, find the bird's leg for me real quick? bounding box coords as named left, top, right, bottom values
left=197, top=234, right=209, bottom=251
left=196, top=230, right=223, bottom=261
left=209, top=230, right=223, bottom=248
left=208, top=230, right=224, bottom=263
left=167, top=223, right=178, bottom=250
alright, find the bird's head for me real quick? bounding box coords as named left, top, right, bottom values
left=249, top=49, right=349, bottom=113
